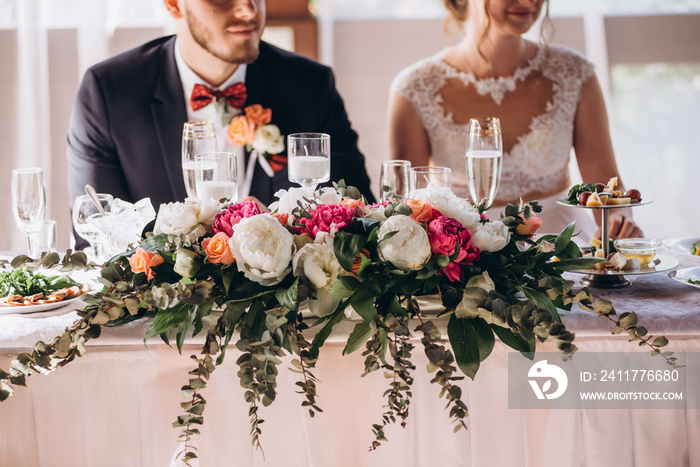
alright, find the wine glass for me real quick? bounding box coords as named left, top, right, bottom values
left=194, top=152, right=238, bottom=203
left=11, top=168, right=47, bottom=258
left=379, top=160, right=411, bottom=201
left=466, top=117, right=502, bottom=210
left=408, top=166, right=452, bottom=196
left=287, top=133, right=331, bottom=192
left=182, top=121, right=217, bottom=198
left=72, top=193, right=113, bottom=262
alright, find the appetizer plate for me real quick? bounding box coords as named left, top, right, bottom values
left=664, top=237, right=700, bottom=259
left=570, top=254, right=679, bottom=277
left=668, top=267, right=700, bottom=290
left=556, top=196, right=653, bottom=210
left=0, top=295, right=83, bottom=315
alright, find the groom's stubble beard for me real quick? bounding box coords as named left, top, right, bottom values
left=185, top=6, right=262, bottom=64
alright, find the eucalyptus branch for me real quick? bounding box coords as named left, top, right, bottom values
left=173, top=325, right=223, bottom=466
left=289, top=319, right=322, bottom=417
left=369, top=315, right=415, bottom=451
left=415, top=320, right=468, bottom=433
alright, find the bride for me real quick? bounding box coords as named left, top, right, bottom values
left=387, top=0, right=642, bottom=240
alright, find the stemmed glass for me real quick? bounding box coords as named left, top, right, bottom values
left=11, top=168, right=46, bottom=258
left=182, top=121, right=218, bottom=198
left=72, top=193, right=114, bottom=262
left=194, top=152, right=238, bottom=203
left=379, top=160, right=411, bottom=201
left=466, top=117, right=503, bottom=210
left=287, top=133, right=331, bottom=192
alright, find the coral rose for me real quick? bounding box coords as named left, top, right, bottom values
left=202, top=232, right=235, bottom=265
left=129, top=247, right=164, bottom=282
left=352, top=249, right=371, bottom=274
left=227, top=115, right=255, bottom=146
left=404, top=198, right=434, bottom=223
left=516, top=215, right=543, bottom=237
left=244, top=104, right=272, bottom=126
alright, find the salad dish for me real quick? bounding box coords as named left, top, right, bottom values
left=0, top=268, right=89, bottom=313
left=668, top=267, right=700, bottom=290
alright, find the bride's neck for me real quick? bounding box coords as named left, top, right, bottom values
left=459, top=33, right=530, bottom=78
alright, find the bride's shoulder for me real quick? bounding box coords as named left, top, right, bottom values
left=390, top=49, right=451, bottom=94
left=542, top=44, right=594, bottom=80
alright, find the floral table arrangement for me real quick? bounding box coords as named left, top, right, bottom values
left=0, top=183, right=675, bottom=464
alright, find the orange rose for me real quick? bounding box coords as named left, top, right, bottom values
left=352, top=249, right=370, bottom=274
left=516, top=215, right=543, bottom=237
left=271, top=212, right=289, bottom=226
left=339, top=198, right=365, bottom=216
left=201, top=232, right=235, bottom=265
left=405, top=198, right=434, bottom=223
left=244, top=104, right=272, bottom=126
left=227, top=115, right=255, bottom=146
left=129, top=247, right=164, bottom=282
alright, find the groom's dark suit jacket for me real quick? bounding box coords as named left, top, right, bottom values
left=67, top=36, right=374, bottom=213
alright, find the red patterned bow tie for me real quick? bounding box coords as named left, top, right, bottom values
left=190, top=82, right=247, bottom=111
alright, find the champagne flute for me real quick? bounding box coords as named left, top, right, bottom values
left=72, top=193, right=113, bottom=262
left=194, top=152, right=238, bottom=203
left=11, top=168, right=47, bottom=258
left=408, top=166, right=452, bottom=196
left=182, top=121, right=217, bottom=198
left=466, top=117, right=502, bottom=210
left=287, top=133, right=331, bottom=192
left=379, top=160, right=411, bottom=201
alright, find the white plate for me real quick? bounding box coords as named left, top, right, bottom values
left=569, top=254, right=679, bottom=276
left=0, top=295, right=83, bottom=315
left=668, top=267, right=700, bottom=290
left=664, top=237, right=700, bottom=259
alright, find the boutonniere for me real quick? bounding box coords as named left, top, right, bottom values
left=226, top=104, right=286, bottom=172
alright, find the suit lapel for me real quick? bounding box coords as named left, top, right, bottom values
left=151, top=37, right=188, bottom=202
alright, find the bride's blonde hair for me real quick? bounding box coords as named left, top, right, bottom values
left=443, top=0, right=553, bottom=63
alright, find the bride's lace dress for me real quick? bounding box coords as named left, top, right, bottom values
left=391, top=45, right=599, bottom=237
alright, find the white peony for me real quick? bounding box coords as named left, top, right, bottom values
left=229, top=213, right=294, bottom=286
left=410, top=185, right=481, bottom=231
left=269, top=186, right=342, bottom=215
left=292, top=238, right=344, bottom=317
left=471, top=220, right=511, bottom=252
left=378, top=215, right=431, bottom=271
left=154, top=198, right=220, bottom=242
left=251, top=124, right=285, bottom=154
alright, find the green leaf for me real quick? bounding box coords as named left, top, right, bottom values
left=520, top=287, right=561, bottom=322
left=491, top=325, right=534, bottom=358
left=343, top=321, right=374, bottom=355
left=144, top=303, right=191, bottom=342
left=309, top=300, right=349, bottom=358
left=334, top=232, right=367, bottom=272
left=275, top=278, right=299, bottom=312
left=349, top=282, right=377, bottom=321
left=448, top=316, right=495, bottom=379
left=330, top=275, right=360, bottom=300
left=652, top=336, right=668, bottom=348
left=553, top=257, right=603, bottom=271
left=553, top=222, right=576, bottom=255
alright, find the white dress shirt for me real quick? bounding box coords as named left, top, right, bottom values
left=174, top=39, right=248, bottom=198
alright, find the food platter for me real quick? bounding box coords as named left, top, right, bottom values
left=0, top=295, right=83, bottom=315
left=668, top=267, right=700, bottom=290
left=556, top=196, right=661, bottom=288
left=569, top=254, right=679, bottom=288
left=664, top=237, right=700, bottom=260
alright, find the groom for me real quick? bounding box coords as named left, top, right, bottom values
left=66, top=0, right=374, bottom=215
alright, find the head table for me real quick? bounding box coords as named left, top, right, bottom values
left=1, top=247, right=699, bottom=467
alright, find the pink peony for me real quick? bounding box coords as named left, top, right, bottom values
left=428, top=216, right=480, bottom=282
left=297, top=203, right=355, bottom=238
left=213, top=199, right=262, bottom=237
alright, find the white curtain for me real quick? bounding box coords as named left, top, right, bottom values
left=0, top=0, right=170, bottom=254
